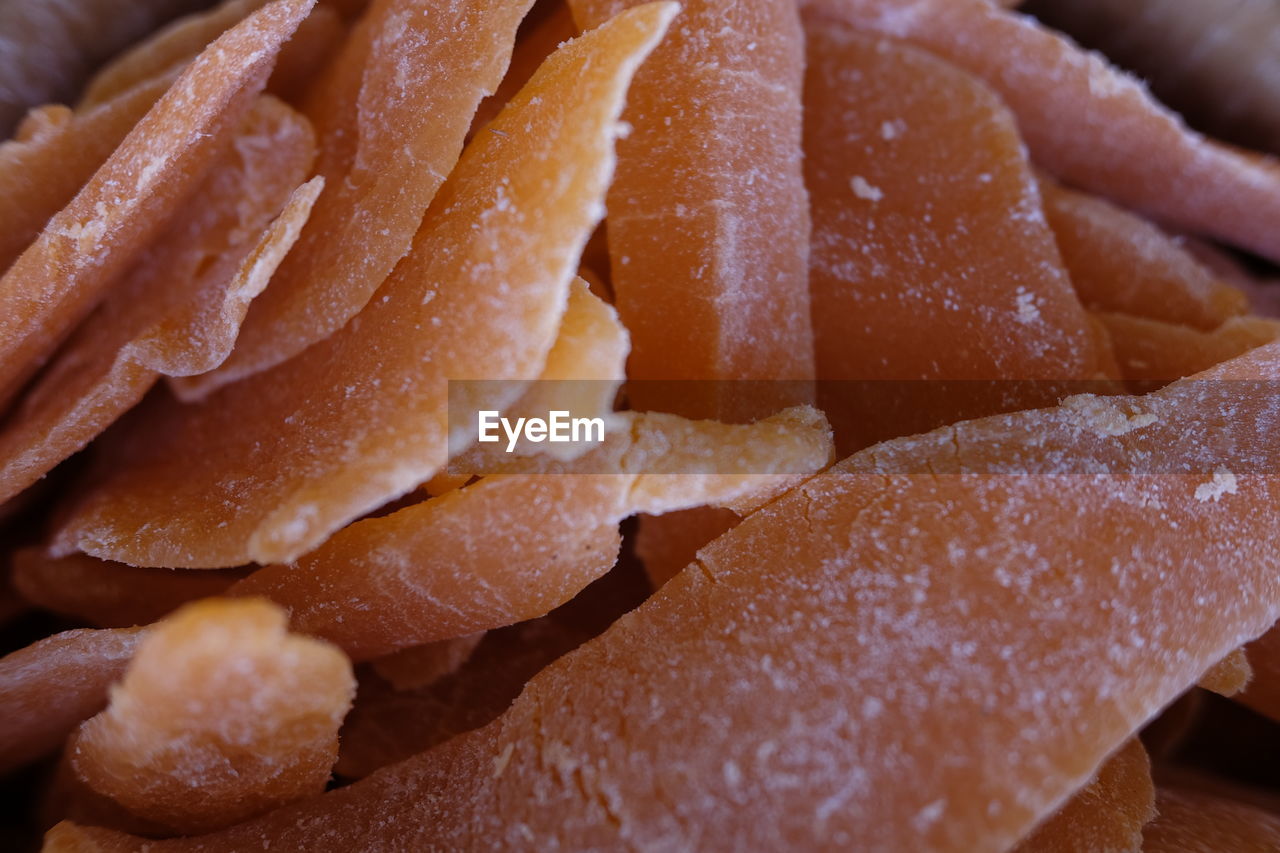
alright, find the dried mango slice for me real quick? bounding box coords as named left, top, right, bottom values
left=370, top=633, right=487, bottom=692
left=51, top=4, right=676, bottom=569
left=1013, top=739, right=1154, bottom=853
left=806, top=0, right=1280, bottom=264
left=0, top=0, right=314, bottom=413
left=69, top=598, right=354, bottom=834
left=77, top=0, right=272, bottom=110
left=267, top=4, right=347, bottom=104
left=1099, top=313, right=1280, bottom=383
left=1198, top=648, right=1253, bottom=697
left=1142, top=787, right=1280, bottom=851
left=0, top=98, right=318, bottom=506
left=11, top=548, right=246, bottom=628
left=63, top=342, right=1280, bottom=850
left=0, top=628, right=143, bottom=774
left=567, top=0, right=815, bottom=421
left=469, top=1, right=579, bottom=137
left=636, top=505, right=738, bottom=588
left=230, top=406, right=831, bottom=660
left=1040, top=178, right=1247, bottom=330
left=0, top=73, right=172, bottom=278
left=804, top=21, right=1107, bottom=452
left=179, top=0, right=537, bottom=399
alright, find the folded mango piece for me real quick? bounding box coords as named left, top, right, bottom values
left=12, top=549, right=246, bottom=628
left=0, top=0, right=314, bottom=413
left=1142, top=787, right=1280, bottom=851
left=57, top=343, right=1280, bottom=850
left=804, top=20, right=1106, bottom=451
left=0, top=98, right=318, bottom=506
left=568, top=0, right=815, bottom=420
left=179, top=0, right=537, bottom=399
left=1099, top=313, right=1280, bottom=384
left=1013, top=739, right=1153, bottom=853
left=50, top=5, right=674, bottom=569
left=69, top=598, right=354, bottom=834
left=808, top=0, right=1280, bottom=265
left=0, top=73, right=172, bottom=278
left=77, top=0, right=273, bottom=110
left=1040, top=178, right=1247, bottom=330
left=0, top=628, right=143, bottom=774
left=231, top=406, right=831, bottom=660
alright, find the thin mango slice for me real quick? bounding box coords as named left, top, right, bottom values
left=0, top=0, right=314, bottom=413
left=58, top=342, right=1280, bottom=850
left=266, top=4, right=347, bottom=104
left=370, top=633, right=487, bottom=692
left=0, top=73, right=172, bottom=277
left=469, top=2, right=579, bottom=137
left=69, top=599, right=354, bottom=834
left=1098, top=313, right=1280, bottom=384
left=0, top=628, right=144, bottom=774
left=807, top=0, right=1280, bottom=264
left=77, top=0, right=272, bottom=110
left=230, top=406, right=831, bottom=661
left=50, top=5, right=674, bottom=569
left=0, top=98, right=318, bottom=505
left=1013, top=739, right=1154, bottom=853
left=568, top=0, right=815, bottom=420
left=178, top=0, right=537, bottom=399
left=1142, top=787, right=1280, bottom=852
left=12, top=549, right=246, bottom=628
left=1040, top=178, right=1247, bottom=330
left=804, top=20, right=1106, bottom=451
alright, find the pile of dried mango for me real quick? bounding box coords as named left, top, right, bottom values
left=3, top=0, right=1280, bottom=849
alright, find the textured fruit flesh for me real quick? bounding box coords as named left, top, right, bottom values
left=804, top=21, right=1105, bottom=452
left=50, top=341, right=1280, bottom=852
left=0, top=97, right=317, bottom=505
left=69, top=598, right=354, bottom=834
left=0, top=0, right=313, bottom=414
left=1012, top=739, right=1154, bottom=852
left=1039, top=178, right=1246, bottom=330
left=50, top=5, right=675, bottom=568
left=180, top=0, right=537, bottom=399
left=805, top=0, right=1280, bottom=264
left=1099, top=313, right=1280, bottom=384
left=229, top=406, right=831, bottom=660
left=1142, top=787, right=1280, bottom=851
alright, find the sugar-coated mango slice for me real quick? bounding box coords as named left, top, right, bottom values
left=180, top=0, right=537, bottom=399
left=69, top=599, right=354, bottom=834
left=806, top=0, right=1280, bottom=264
left=568, top=0, right=815, bottom=421
left=1040, top=178, right=1247, bottom=330
left=0, top=98, right=318, bottom=505
left=50, top=5, right=675, bottom=569
left=0, top=628, right=144, bottom=774
left=0, top=0, right=314, bottom=413
left=1142, top=787, right=1280, bottom=852
left=1098, top=313, right=1280, bottom=384
left=469, top=2, right=579, bottom=137
left=0, top=74, right=172, bottom=278
left=230, top=406, right=831, bottom=660
left=1198, top=647, right=1253, bottom=698
left=12, top=548, right=246, bottom=628
left=77, top=0, right=272, bottom=110
left=1012, top=739, right=1153, bottom=853
left=370, top=633, right=486, bottom=692
left=59, top=342, right=1280, bottom=850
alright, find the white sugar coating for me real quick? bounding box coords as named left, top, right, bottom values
left=807, top=0, right=1280, bottom=264
left=851, top=175, right=884, bottom=201
left=1195, top=468, right=1238, bottom=503
left=1060, top=395, right=1158, bottom=438
left=1014, top=288, right=1040, bottom=323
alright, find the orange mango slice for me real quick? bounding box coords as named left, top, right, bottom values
left=0, top=0, right=314, bottom=413
left=50, top=4, right=675, bottom=568
left=180, top=0, right=537, bottom=399
left=0, top=97, right=318, bottom=505
left=805, top=0, right=1280, bottom=264
left=568, top=0, right=815, bottom=420
left=229, top=406, right=831, bottom=661
left=59, top=342, right=1280, bottom=849
left=1040, top=178, right=1246, bottom=330
left=12, top=548, right=246, bottom=629
left=1099, top=313, right=1280, bottom=384
left=469, top=2, right=579, bottom=138
left=370, top=633, right=486, bottom=692
left=1142, top=787, right=1280, bottom=851
left=0, top=628, right=144, bottom=774
left=69, top=599, right=354, bottom=834
left=1013, top=739, right=1154, bottom=853
left=1199, top=648, right=1253, bottom=698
